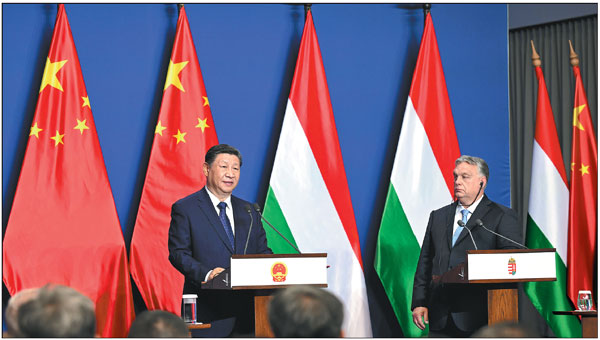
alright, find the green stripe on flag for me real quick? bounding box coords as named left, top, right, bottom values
left=375, top=184, right=427, bottom=337
left=262, top=186, right=300, bottom=254
left=525, top=215, right=582, bottom=338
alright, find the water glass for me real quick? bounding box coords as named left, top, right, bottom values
left=577, top=290, right=593, bottom=311
left=182, top=294, right=198, bottom=323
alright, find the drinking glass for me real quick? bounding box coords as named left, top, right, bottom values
left=577, top=290, right=593, bottom=311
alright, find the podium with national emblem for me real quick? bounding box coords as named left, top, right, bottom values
left=439, top=248, right=557, bottom=325
left=202, top=253, right=328, bottom=337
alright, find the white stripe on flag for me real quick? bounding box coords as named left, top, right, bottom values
left=529, top=140, right=569, bottom=262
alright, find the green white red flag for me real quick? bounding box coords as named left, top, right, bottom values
left=374, top=13, right=460, bottom=337
left=262, top=9, right=372, bottom=337
left=524, top=62, right=580, bottom=337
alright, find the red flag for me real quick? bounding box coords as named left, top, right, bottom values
left=129, top=5, right=219, bottom=314
left=567, top=62, right=598, bottom=307
left=2, top=5, right=134, bottom=337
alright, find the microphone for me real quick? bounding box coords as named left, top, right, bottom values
left=243, top=204, right=253, bottom=255
left=252, top=203, right=301, bottom=254
left=457, top=220, right=478, bottom=250
left=474, top=219, right=528, bottom=249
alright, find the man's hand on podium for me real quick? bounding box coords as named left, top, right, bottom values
left=208, top=267, right=226, bottom=281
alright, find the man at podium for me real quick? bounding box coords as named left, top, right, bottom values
left=411, top=155, right=522, bottom=337
left=168, top=144, right=272, bottom=336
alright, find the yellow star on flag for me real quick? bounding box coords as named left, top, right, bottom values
left=203, top=96, right=210, bottom=107
left=571, top=162, right=576, bottom=171
left=173, top=129, right=187, bottom=144
left=50, top=130, right=65, bottom=146
left=164, top=60, right=189, bottom=92
left=580, top=164, right=590, bottom=176
left=195, top=118, right=210, bottom=133
left=30, top=123, right=43, bottom=138
left=39, top=58, right=68, bottom=93
left=155, top=121, right=167, bottom=136
left=74, top=119, right=90, bottom=135
left=573, top=104, right=586, bottom=131
left=82, top=96, right=90, bottom=108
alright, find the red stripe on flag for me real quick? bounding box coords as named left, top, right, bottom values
left=409, top=13, right=460, bottom=195
left=534, top=66, right=568, bottom=185
left=289, top=10, right=363, bottom=267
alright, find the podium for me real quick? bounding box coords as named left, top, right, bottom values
left=202, top=253, right=327, bottom=337
left=440, top=248, right=556, bottom=325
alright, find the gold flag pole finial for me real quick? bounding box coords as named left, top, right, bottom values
left=531, top=40, right=541, bottom=67
left=569, top=40, right=579, bottom=67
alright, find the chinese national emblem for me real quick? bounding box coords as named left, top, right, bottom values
left=271, top=262, right=288, bottom=282
left=507, top=257, right=517, bottom=276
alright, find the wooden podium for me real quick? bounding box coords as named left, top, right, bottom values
left=202, top=253, right=328, bottom=337
left=441, top=248, right=556, bottom=325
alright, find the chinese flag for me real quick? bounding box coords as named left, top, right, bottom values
left=567, top=61, right=598, bottom=307
left=129, top=5, right=218, bottom=314
left=2, top=5, right=134, bottom=337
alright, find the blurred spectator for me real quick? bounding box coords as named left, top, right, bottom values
left=268, top=285, right=344, bottom=338
left=128, top=310, right=190, bottom=338
left=18, top=284, right=96, bottom=337
left=5, top=288, right=39, bottom=337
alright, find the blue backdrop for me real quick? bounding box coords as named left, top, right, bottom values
left=2, top=4, right=509, bottom=336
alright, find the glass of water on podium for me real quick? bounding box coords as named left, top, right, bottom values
left=182, top=294, right=198, bottom=323
left=577, top=290, right=593, bottom=311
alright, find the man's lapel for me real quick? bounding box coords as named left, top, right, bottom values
left=456, top=195, right=491, bottom=246
left=197, top=188, right=234, bottom=254
left=232, top=197, right=250, bottom=255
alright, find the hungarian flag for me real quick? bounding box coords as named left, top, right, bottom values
left=567, top=57, right=597, bottom=307
left=374, top=13, right=460, bottom=337
left=262, top=9, right=372, bottom=337
left=524, top=60, right=580, bottom=337
left=129, top=5, right=219, bottom=314
left=2, top=5, right=134, bottom=337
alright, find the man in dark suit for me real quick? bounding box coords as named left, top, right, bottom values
left=168, top=144, right=272, bottom=336
left=411, top=155, right=522, bottom=337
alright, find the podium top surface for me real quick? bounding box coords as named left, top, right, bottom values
left=231, top=253, right=327, bottom=259
left=467, top=248, right=555, bottom=254
left=553, top=310, right=598, bottom=316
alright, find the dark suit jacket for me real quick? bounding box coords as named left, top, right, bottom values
left=411, top=195, right=522, bottom=333
left=168, top=187, right=272, bottom=334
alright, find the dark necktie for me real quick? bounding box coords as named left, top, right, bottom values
left=217, top=202, right=235, bottom=249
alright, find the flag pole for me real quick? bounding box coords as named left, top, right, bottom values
left=178, top=3, right=184, bottom=14
left=530, top=40, right=541, bottom=67
left=569, top=40, right=579, bottom=66
left=423, top=3, right=431, bottom=16
left=305, top=3, right=311, bottom=16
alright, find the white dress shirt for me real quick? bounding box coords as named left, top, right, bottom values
left=452, top=195, right=483, bottom=235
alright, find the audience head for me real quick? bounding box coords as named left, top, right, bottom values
left=128, top=310, right=190, bottom=338
left=18, top=284, right=96, bottom=338
left=268, top=285, right=344, bottom=338
left=5, top=288, right=39, bottom=337
left=472, top=321, right=539, bottom=338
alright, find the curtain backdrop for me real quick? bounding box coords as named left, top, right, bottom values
left=509, top=15, right=597, bottom=337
